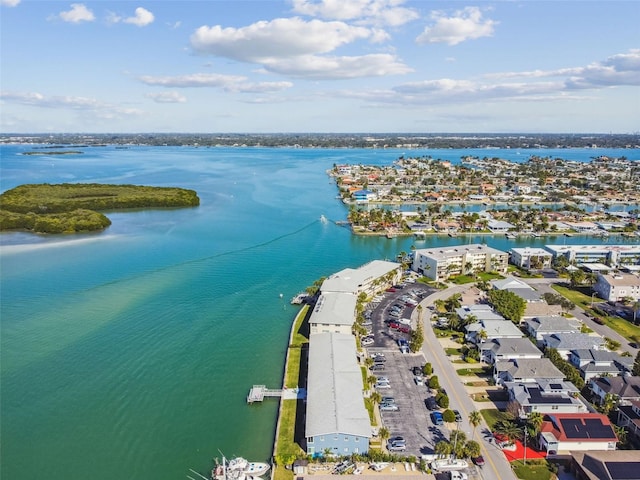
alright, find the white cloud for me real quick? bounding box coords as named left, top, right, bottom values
left=124, top=7, right=154, bottom=27
left=191, top=17, right=373, bottom=61
left=263, top=53, right=412, bottom=79
left=58, top=3, right=95, bottom=23
left=138, top=73, right=293, bottom=93
left=291, top=0, right=419, bottom=26
left=0, top=91, right=143, bottom=118
left=108, top=7, right=155, bottom=26
left=1, top=0, right=21, bottom=7
left=145, top=91, right=187, bottom=103
left=484, top=49, right=640, bottom=88
left=190, top=16, right=409, bottom=79
left=416, top=6, right=496, bottom=45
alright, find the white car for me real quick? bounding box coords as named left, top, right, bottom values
left=362, top=337, right=375, bottom=346
left=414, top=376, right=424, bottom=386
left=375, top=382, right=391, bottom=389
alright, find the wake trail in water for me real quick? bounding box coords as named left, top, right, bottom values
left=83, top=219, right=323, bottom=293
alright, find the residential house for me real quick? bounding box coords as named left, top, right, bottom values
left=494, top=357, right=564, bottom=386
left=352, top=189, right=377, bottom=202
left=617, top=399, right=640, bottom=445
left=505, top=380, right=587, bottom=419
left=491, top=276, right=543, bottom=303
left=590, top=376, right=640, bottom=406
left=538, top=413, right=617, bottom=455
left=487, top=220, right=515, bottom=233
left=305, top=333, right=371, bottom=457
left=465, top=319, right=524, bottom=345
left=524, top=316, right=580, bottom=346
left=412, top=244, right=508, bottom=282
left=542, top=332, right=606, bottom=361
left=482, top=337, right=543, bottom=364
left=569, top=450, right=640, bottom=480
left=594, top=273, right=640, bottom=302
left=569, top=349, right=633, bottom=381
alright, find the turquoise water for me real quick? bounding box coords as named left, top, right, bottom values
left=1, top=145, right=638, bottom=480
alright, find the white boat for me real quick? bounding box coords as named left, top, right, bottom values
left=213, top=456, right=270, bottom=480
left=430, top=459, right=469, bottom=471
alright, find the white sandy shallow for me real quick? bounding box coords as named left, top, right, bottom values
left=0, top=234, right=123, bottom=255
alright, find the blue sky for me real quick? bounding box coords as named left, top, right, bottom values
left=1, top=0, right=639, bottom=133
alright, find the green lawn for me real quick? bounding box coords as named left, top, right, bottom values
left=480, top=408, right=510, bottom=429
left=512, top=460, right=553, bottom=480
left=450, top=275, right=476, bottom=284
left=551, top=283, right=594, bottom=307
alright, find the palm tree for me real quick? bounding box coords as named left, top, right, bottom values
left=469, top=411, right=482, bottom=441
left=493, top=419, right=522, bottom=444
left=370, top=391, right=381, bottom=405
left=434, top=440, right=453, bottom=457
left=378, top=427, right=390, bottom=444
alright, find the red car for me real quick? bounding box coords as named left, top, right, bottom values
left=397, top=325, right=411, bottom=334
left=385, top=287, right=397, bottom=292
left=389, top=322, right=400, bottom=330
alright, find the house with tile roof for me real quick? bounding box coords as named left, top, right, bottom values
left=538, top=413, right=618, bottom=455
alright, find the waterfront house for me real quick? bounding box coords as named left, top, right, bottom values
left=487, top=219, right=515, bottom=233
left=505, top=380, right=587, bottom=419
left=353, top=189, right=376, bottom=203
left=538, top=413, right=618, bottom=455
left=305, top=333, right=371, bottom=457
left=544, top=244, right=640, bottom=268
left=524, top=316, right=580, bottom=347
left=494, top=357, right=564, bottom=385
left=569, top=349, right=633, bottom=381
left=594, top=272, right=640, bottom=302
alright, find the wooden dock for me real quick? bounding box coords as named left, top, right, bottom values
left=247, top=385, right=283, bottom=403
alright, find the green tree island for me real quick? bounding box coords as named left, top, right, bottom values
left=0, top=183, right=199, bottom=234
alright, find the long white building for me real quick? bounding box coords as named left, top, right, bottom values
left=411, top=243, right=508, bottom=281
left=544, top=244, right=640, bottom=267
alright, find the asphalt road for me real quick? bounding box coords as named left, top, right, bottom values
left=413, top=286, right=518, bottom=480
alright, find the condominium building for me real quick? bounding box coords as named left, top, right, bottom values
left=544, top=244, right=640, bottom=267
left=411, top=243, right=508, bottom=281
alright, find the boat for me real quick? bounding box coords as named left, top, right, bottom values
left=213, top=456, right=270, bottom=480
left=290, top=292, right=308, bottom=304
left=505, top=233, right=516, bottom=239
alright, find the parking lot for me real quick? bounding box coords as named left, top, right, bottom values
left=363, top=282, right=451, bottom=458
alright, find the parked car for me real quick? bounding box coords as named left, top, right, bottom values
left=380, top=403, right=399, bottom=411
left=425, top=397, right=438, bottom=410
left=453, top=409, right=462, bottom=422
left=414, top=376, right=424, bottom=386
left=388, top=322, right=401, bottom=330
left=385, top=287, right=397, bottom=292
left=397, top=325, right=411, bottom=334
left=371, top=352, right=385, bottom=359
left=387, top=436, right=406, bottom=451
left=431, top=411, right=444, bottom=426
left=375, top=382, right=391, bottom=389
left=472, top=455, right=485, bottom=467
left=381, top=396, right=395, bottom=404
left=370, top=363, right=385, bottom=371
left=412, top=366, right=424, bottom=376
left=361, top=337, right=374, bottom=346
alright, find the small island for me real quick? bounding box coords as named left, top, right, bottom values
left=0, top=183, right=200, bottom=234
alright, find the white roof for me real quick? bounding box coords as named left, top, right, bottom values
left=309, top=292, right=357, bottom=326
left=321, top=260, right=400, bottom=294
left=305, top=333, right=371, bottom=438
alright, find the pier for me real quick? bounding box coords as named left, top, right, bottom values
left=247, top=385, right=306, bottom=403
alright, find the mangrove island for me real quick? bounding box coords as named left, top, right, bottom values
left=0, top=183, right=200, bottom=234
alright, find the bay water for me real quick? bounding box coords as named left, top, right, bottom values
left=1, top=144, right=637, bottom=480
